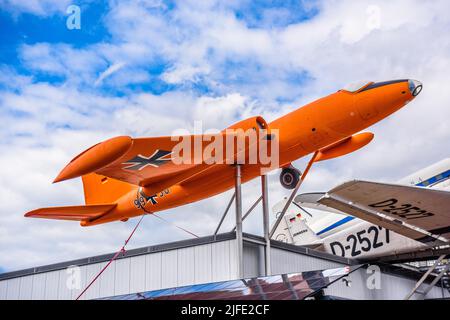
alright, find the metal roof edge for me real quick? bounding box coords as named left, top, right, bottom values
left=0, top=232, right=360, bottom=281
left=0, top=232, right=237, bottom=281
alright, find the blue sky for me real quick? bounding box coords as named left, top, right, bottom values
left=0, top=0, right=315, bottom=98
left=0, top=0, right=449, bottom=271
left=0, top=1, right=109, bottom=72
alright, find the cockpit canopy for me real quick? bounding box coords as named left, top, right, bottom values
left=340, top=79, right=414, bottom=94
left=341, top=81, right=372, bottom=93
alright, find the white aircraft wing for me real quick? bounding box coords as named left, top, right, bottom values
left=299, top=180, right=450, bottom=246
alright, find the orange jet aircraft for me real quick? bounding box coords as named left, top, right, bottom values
left=25, top=79, right=423, bottom=226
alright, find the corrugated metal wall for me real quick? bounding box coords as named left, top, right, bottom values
left=325, top=268, right=450, bottom=300
left=1, top=235, right=448, bottom=300
left=271, top=248, right=343, bottom=275
left=0, top=239, right=240, bottom=300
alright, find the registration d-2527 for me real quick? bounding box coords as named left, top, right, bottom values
left=328, top=225, right=390, bottom=258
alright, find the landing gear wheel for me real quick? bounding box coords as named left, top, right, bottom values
left=280, top=167, right=301, bottom=189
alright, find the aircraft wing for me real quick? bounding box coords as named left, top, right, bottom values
left=54, top=131, right=271, bottom=193
left=308, top=180, right=450, bottom=245
left=91, top=136, right=205, bottom=189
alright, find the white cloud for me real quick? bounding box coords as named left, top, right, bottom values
left=20, top=43, right=107, bottom=86
left=94, top=62, right=126, bottom=86
left=0, top=0, right=72, bottom=16
left=162, top=64, right=210, bottom=84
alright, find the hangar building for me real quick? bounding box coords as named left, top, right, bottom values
left=0, top=232, right=448, bottom=300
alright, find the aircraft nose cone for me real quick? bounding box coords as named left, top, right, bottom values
left=408, top=79, right=423, bottom=97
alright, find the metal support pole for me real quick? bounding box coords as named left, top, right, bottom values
left=282, top=274, right=299, bottom=299
left=214, top=193, right=235, bottom=240
left=404, top=254, right=446, bottom=300
left=231, top=196, right=262, bottom=232
left=261, top=175, right=271, bottom=276
left=269, top=151, right=318, bottom=239
left=234, top=164, right=244, bottom=279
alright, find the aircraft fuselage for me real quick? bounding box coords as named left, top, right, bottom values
left=85, top=79, right=420, bottom=225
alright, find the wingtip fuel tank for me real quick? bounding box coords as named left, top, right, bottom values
left=53, top=136, right=132, bottom=183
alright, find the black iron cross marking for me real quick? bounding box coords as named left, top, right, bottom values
left=122, top=149, right=172, bottom=171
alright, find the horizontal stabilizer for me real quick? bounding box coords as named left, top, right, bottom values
left=24, top=204, right=116, bottom=222
left=294, top=193, right=346, bottom=215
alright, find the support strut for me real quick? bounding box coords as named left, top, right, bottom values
left=214, top=193, right=235, bottom=240
left=235, top=164, right=244, bottom=279
left=261, top=174, right=271, bottom=276
left=404, top=254, right=447, bottom=300
left=269, top=151, right=319, bottom=239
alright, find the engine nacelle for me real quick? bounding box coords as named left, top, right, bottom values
left=280, top=166, right=302, bottom=189
left=225, top=116, right=268, bottom=132
left=223, top=116, right=272, bottom=165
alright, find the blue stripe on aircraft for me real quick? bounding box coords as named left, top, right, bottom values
left=316, top=216, right=355, bottom=236
left=314, top=169, right=449, bottom=236
left=415, top=170, right=450, bottom=187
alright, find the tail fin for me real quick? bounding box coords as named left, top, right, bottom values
left=82, top=173, right=134, bottom=205
left=272, top=197, right=330, bottom=226
left=272, top=198, right=323, bottom=247
left=288, top=218, right=322, bottom=246
left=271, top=212, right=322, bottom=247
